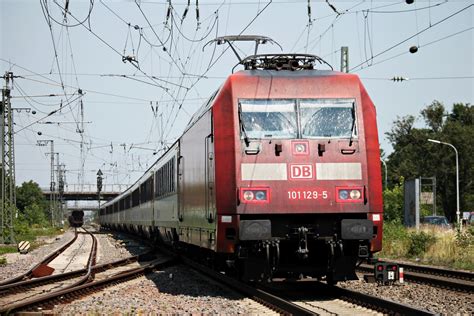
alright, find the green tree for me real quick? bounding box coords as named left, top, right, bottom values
left=383, top=177, right=404, bottom=223
left=16, top=181, right=49, bottom=226
left=16, top=181, right=48, bottom=212
left=386, top=101, right=474, bottom=222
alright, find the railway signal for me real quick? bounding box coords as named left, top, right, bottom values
left=96, top=169, right=103, bottom=194
left=374, top=262, right=399, bottom=285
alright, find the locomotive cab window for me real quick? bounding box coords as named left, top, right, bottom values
left=239, top=100, right=297, bottom=139
left=239, top=98, right=356, bottom=140
left=300, top=100, right=356, bottom=138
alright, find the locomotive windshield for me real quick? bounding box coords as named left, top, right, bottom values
left=239, top=99, right=356, bottom=140
left=240, top=100, right=297, bottom=139
left=300, top=100, right=356, bottom=138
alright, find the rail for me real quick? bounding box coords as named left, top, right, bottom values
left=0, top=255, right=177, bottom=314
left=0, top=229, right=78, bottom=286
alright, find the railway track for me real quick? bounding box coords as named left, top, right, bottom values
left=264, top=279, right=436, bottom=316
left=0, top=229, right=176, bottom=315
left=0, top=255, right=177, bottom=315
left=0, top=229, right=78, bottom=286
left=357, top=261, right=474, bottom=293
left=0, top=227, right=97, bottom=314
left=179, top=254, right=435, bottom=315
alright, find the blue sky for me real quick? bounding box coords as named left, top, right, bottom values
left=1, top=0, right=472, bottom=189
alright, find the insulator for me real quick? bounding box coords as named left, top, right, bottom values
left=181, top=0, right=190, bottom=23
left=391, top=76, right=407, bottom=82
left=196, top=0, right=200, bottom=28
left=409, top=46, right=418, bottom=54
left=165, top=1, right=172, bottom=26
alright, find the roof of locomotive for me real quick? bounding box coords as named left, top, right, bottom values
left=235, top=69, right=341, bottom=77
left=184, top=68, right=360, bottom=131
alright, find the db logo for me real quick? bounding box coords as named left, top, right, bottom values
left=289, top=164, right=313, bottom=180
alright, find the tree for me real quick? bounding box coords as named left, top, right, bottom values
left=383, top=177, right=404, bottom=223
left=16, top=181, right=49, bottom=224
left=386, top=101, right=473, bottom=222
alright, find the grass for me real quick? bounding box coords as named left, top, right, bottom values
left=0, top=245, right=17, bottom=255
left=380, top=221, right=474, bottom=271
left=0, top=226, right=63, bottom=256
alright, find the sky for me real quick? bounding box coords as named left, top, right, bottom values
left=1, top=0, right=473, bottom=194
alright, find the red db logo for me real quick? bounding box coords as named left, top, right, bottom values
left=289, top=164, right=313, bottom=180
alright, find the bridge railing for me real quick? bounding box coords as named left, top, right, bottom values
left=42, top=184, right=128, bottom=193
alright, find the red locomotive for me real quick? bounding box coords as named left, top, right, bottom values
left=100, top=48, right=383, bottom=283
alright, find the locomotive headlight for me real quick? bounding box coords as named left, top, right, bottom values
left=338, top=190, right=349, bottom=200
left=243, top=191, right=254, bottom=201
left=295, top=144, right=305, bottom=153
left=337, top=187, right=363, bottom=203
left=255, top=191, right=267, bottom=201
left=350, top=189, right=361, bottom=200
left=240, top=188, right=270, bottom=203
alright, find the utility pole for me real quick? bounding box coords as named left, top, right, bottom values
left=340, top=46, right=349, bottom=73
left=1, top=72, right=17, bottom=244
left=37, top=140, right=55, bottom=227
left=55, top=153, right=60, bottom=226
left=78, top=99, right=85, bottom=195
left=58, top=163, right=65, bottom=226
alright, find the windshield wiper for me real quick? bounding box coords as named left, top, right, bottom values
left=348, top=104, right=356, bottom=146
left=239, top=108, right=250, bottom=147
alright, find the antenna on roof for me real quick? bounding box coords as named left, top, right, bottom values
left=203, top=35, right=282, bottom=63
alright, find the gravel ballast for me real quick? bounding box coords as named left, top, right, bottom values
left=52, top=265, right=276, bottom=315
left=339, top=272, right=473, bottom=315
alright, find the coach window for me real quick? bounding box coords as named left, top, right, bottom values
left=239, top=100, right=297, bottom=139
left=299, top=100, right=356, bottom=139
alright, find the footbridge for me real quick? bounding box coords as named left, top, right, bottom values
left=42, top=184, right=126, bottom=201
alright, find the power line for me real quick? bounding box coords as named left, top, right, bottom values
left=362, top=76, right=474, bottom=81
left=0, top=61, right=160, bottom=102
left=350, top=4, right=473, bottom=72
left=353, top=26, right=474, bottom=71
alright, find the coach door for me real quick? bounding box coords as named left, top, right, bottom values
left=205, top=133, right=215, bottom=223
left=177, top=153, right=184, bottom=222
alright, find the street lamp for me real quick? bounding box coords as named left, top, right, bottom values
left=427, top=139, right=460, bottom=230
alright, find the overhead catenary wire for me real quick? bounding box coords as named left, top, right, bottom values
left=353, top=26, right=474, bottom=71
left=350, top=3, right=473, bottom=72
left=9, top=1, right=472, bottom=189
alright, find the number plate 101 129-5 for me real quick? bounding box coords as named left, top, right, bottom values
left=287, top=189, right=328, bottom=200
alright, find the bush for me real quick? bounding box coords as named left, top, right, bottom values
left=380, top=222, right=473, bottom=270
left=383, top=178, right=404, bottom=222
left=0, top=257, right=6, bottom=265
left=454, top=226, right=474, bottom=270
left=407, top=231, right=437, bottom=257
left=379, top=221, right=410, bottom=258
